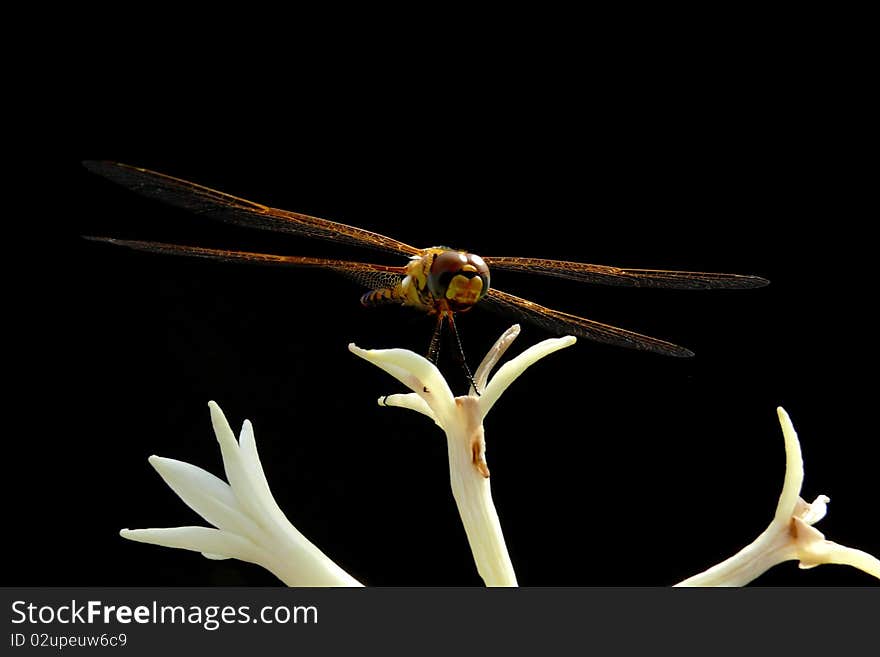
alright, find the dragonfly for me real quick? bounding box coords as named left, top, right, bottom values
left=83, top=161, right=768, bottom=377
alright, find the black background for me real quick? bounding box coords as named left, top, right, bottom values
left=9, top=13, right=875, bottom=587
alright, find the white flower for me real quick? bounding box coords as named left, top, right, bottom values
left=120, top=335, right=875, bottom=589
left=121, top=401, right=361, bottom=587
left=675, top=407, right=880, bottom=586
left=349, top=324, right=576, bottom=587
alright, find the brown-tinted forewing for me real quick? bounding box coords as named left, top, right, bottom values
left=481, top=287, right=694, bottom=357
left=83, top=161, right=421, bottom=258
left=482, top=257, right=768, bottom=289
left=85, top=237, right=406, bottom=290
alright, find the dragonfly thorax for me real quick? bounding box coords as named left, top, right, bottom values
left=419, top=247, right=491, bottom=312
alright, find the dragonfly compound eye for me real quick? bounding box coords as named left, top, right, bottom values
left=427, top=251, right=491, bottom=311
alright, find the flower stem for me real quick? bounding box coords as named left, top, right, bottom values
left=445, top=397, right=517, bottom=587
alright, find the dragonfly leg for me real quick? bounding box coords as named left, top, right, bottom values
left=427, top=312, right=445, bottom=364
left=446, top=311, right=479, bottom=396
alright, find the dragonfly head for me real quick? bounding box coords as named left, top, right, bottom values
left=427, top=250, right=491, bottom=312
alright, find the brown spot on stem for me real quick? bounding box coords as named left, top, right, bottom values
left=472, top=440, right=490, bottom=478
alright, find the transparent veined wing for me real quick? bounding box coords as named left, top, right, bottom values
left=482, top=256, right=769, bottom=290
left=481, top=287, right=694, bottom=357
left=83, top=161, right=422, bottom=258
left=84, top=237, right=407, bottom=291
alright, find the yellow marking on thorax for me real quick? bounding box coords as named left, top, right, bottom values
left=399, top=248, right=447, bottom=311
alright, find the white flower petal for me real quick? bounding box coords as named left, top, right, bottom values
left=232, top=419, right=312, bottom=543
left=479, top=335, right=576, bottom=419
left=820, top=543, right=880, bottom=579
left=773, top=406, right=804, bottom=525
left=236, top=420, right=279, bottom=512
left=378, top=393, right=438, bottom=423
left=148, top=456, right=263, bottom=538
left=120, top=526, right=265, bottom=563
left=472, top=324, right=521, bottom=393
left=208, top=401, right=276, bottom=526
left=349, top=344, right=456, bottom=419
left=800, top=494, right=830, bottom=526
left=147, top=454, right=236, bottom=507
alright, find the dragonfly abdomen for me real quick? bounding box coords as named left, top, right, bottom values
left=361, top=269, right=433, bottom=311
left=360, top=286, right=407, bottom=307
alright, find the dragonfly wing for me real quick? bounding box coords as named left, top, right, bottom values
left=83, top=161, right=422, bottom=258
left=85, top=237, right=406, bottom=290
left=482, top=257, right=768, bottom=289
left=480, top=287, right=694, bottom=357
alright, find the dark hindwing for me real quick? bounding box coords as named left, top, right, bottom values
left=480, top=287, right=693, bottom=357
